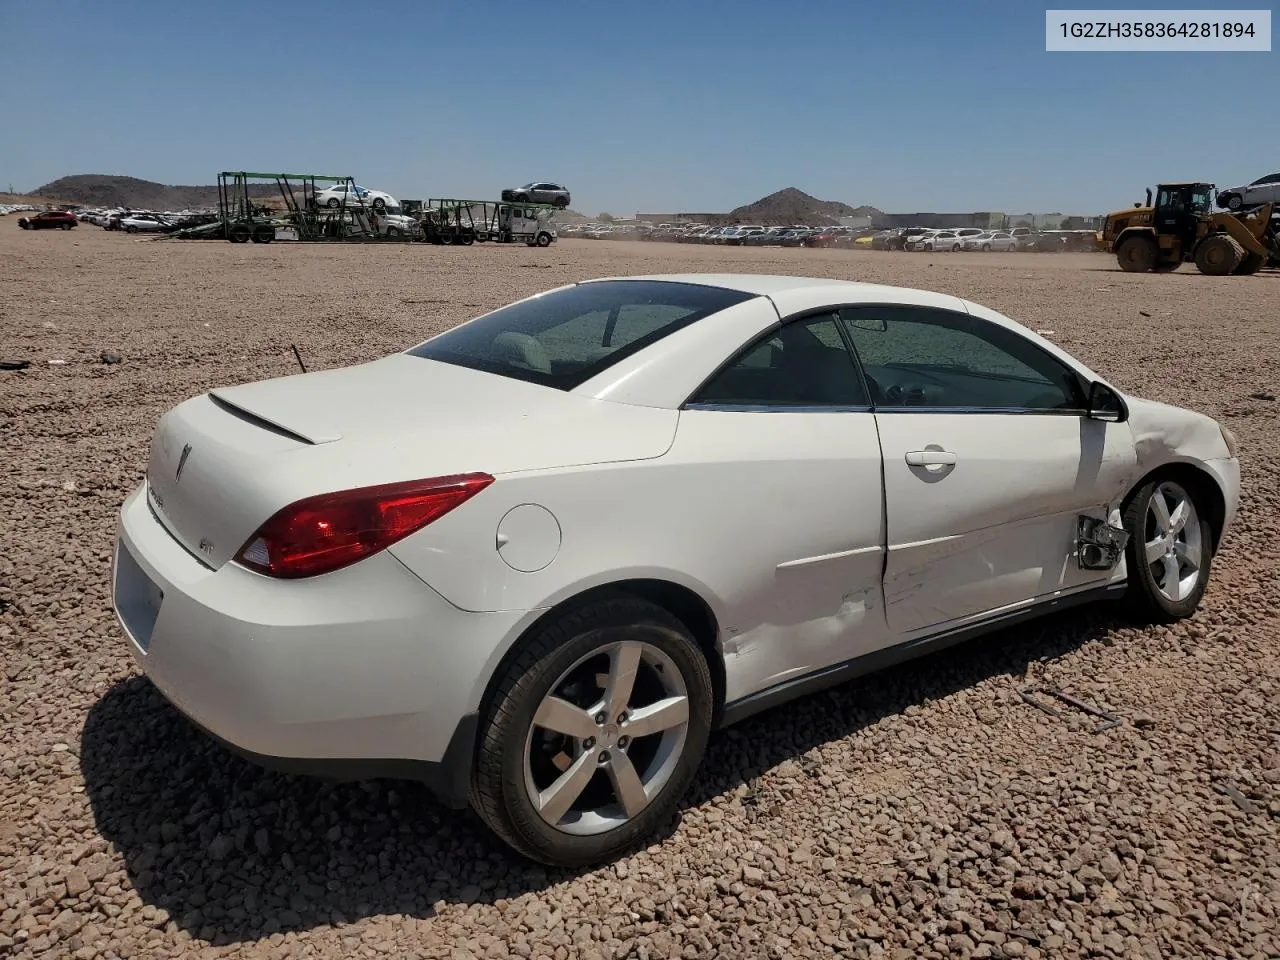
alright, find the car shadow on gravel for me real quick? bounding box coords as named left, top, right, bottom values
left=81, top=605, right=1125, bottom=944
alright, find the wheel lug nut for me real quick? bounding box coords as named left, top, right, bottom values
left=617, top=712, right=627, bottom=723
left=598, top=751, right=610, bottom=764
left=595, top=712, right=606, bottom=724
left=583, top=737, right=595, bottom=749
left=618, top=736, right=630, bottom=749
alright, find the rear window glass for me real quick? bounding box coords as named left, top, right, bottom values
left=407, top=280, right=756, bottom=389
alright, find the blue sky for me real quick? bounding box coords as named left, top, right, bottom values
left=2, top=0, right=1275, bottom=215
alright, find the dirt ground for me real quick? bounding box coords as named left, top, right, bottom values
left=1, top=227, right=1278, bottom=960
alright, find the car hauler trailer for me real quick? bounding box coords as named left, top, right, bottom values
left=422, top=199, right=558, bottom=247
left=163, top=172, right=417, bottom=243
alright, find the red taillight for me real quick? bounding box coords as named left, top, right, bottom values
left=234, top=473, right=494, bottom=579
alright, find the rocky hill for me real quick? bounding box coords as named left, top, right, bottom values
left=729, top=187, right=881, bottom=225
left=32, top=175, right=279, bottom=209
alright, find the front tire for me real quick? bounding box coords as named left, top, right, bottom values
left=471, top=596, right=714, bottom=868
left=1195, top=234, right=1243, bottom=276
left=1121, top=477, right=1213, bottom=623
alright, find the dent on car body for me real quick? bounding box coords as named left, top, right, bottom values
left=720, top=583, right=883, bottom=703
left=1124, top=396, right=1231, bottom=466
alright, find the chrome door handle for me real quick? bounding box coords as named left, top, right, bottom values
left=905, top=449, right=957, bottom=467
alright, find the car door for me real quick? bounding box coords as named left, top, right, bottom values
left=839, top=303, right=1137, bottom=637
left=679, top=312, right=890, bottom=701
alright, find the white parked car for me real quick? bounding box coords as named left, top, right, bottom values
left=315, top=183, right=398, bottom=211
left=113, top=275, right=1240, bottom=867
left=1215, top=173, right=1280, bottom=211
left=962, top=231, right=1018, bottom=252
left=119, top=214, right=172, bottom=233
left=904, top=228, right=940, bottom=250
left=918, top=230, right=961, bottom=252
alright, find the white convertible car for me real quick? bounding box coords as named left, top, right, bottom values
left=112, top=275, right=1240, bottom=866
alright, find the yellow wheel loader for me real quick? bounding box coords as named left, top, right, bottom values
left=1097, top=182, right=1277, bottom=275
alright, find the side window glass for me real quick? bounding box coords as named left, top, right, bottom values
left=839, top=305, right=1086, bottom=411
left=690, top=315, right=869, bottom=407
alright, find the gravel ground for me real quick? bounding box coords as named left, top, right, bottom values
left=1, top=228, right=1278, bottom=960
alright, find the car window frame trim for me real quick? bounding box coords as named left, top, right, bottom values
left=836, top=302, right=1094, bottom=415
left=681, top=301, right=1095, bottom=416
left=681, top=307, right=876, bottom=412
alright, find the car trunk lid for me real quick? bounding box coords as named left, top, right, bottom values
left=144, top=354, right=678, bottom=570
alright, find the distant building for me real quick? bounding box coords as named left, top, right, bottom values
left=872, top=212, right=1003, bottom=229
left=636, top=212, right=722, bottom=223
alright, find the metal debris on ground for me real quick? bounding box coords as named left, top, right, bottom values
left=1249, top=391, right=1275, bottom=401
left=1215, top=781, right=1260, bottom=816
left=1017, top=684, right=1123, bottom=733
left=0, top=360, right=31, bottom=371
left=99, top=352, right=122, bottom=364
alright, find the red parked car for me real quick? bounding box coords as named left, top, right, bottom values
left=18, top=211, right=78, bottom=230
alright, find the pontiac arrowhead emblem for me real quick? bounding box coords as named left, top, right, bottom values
left=175, top=443, right=192, bottom=482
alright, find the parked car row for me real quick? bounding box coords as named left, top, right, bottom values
left=72, top=208, right=220, bottom=233
left=557, top=220, right=1099, bottom=253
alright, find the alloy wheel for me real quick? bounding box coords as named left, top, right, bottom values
left=523, top=640, right=690, bottom=836
left=1144, top=481, right=1203, bottom=603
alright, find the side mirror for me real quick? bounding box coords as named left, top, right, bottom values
left=1087, top=381, right=1127, bottom=422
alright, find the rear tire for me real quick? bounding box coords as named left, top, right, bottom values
left=1120, top=477, right=1214, bottom=624
left=470, top=596, right=714, bottom=868
left=1194, top=234, right=1243, bottom=276
left=1116, top=234, right=1157, bottom=272
left=227, top=222, right=252, bottom=244
left=536, top=232, right=552, bottom=247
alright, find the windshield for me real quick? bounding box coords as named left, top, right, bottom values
left=407, top=280, right=756, bottom=390
left=1190, top=185, right=1212, bottom=213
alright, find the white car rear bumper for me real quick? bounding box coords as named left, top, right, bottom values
left=111, top=481, right=526, bottom=805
